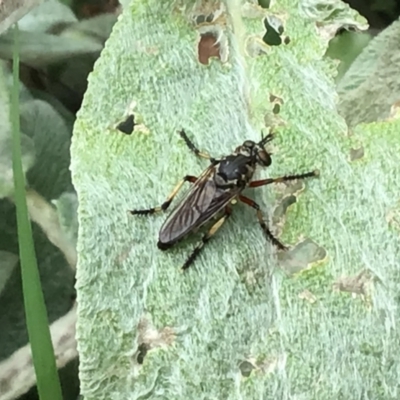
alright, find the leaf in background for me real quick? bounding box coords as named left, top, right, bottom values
left=0, top=63, right=36, bottom=198
left=20, top=98, right=74, bottom=198
left=17, top=0, right=78, bottom=33
left=0, top=134, right=35, bottom=198
left=0, top=74, right=75, bottom=369
left=0, top=250, right=19, bottom=296
left=63, top=13, right=118, bottom=42
left=337, top=17, right=400, bottom=126
left=299, top=0, right=367, bottom=29
left=0, top=0, right=42, bottom=35
left=13, top=5, right=118, bottom=114
left=325, top=29, right=372, bottom=83
left=52, top=191, right=79, bottom=248
left=0, top=29, right=103, bottom=68
left=10, top=23, right=63, bottom=400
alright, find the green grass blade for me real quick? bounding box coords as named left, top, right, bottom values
left=10, top=23, right=63, bottom=400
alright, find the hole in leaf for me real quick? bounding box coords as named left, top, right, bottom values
left=196, top=15, right=206, bottom=24
left=258, top=0, right=271, bottom=8
left=336, top=24, right=358, bottom=36
left=136, top=343, right=149, bottom=364
left=239, top=360, right=255, bottom=377
left=262, top=16, right=285, bottom=46
left=195, top=13, right=215, bottom=24
left=198, top=32, right=221, bottom=65
left=272, top=103, right=280, bottom=114
left=116, top=114, right=135, bottom=135
left=269, top=93, right=284, bottom=114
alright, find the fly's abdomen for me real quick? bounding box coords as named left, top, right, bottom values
left=157, top=240, right=172, bottom=250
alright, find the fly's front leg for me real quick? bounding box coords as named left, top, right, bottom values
left=129, top=175, right=197, bottom=215
left=249, top=170, right=319, bottom=188
left=239, top=195, right=287, bottom=250
left=182, top=206, right=232, bottom=270
left=179, top=130, right=217, bottom=164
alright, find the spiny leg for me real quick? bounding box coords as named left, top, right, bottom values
left=182, top=206, right=232, bottom=270
left=179, top=129, right=216, bottom=163
left=239, top=195, right=287, bottom=250
left=249, top=169, right=319, bottom=188
left=129, top=175, right=197, bottom=215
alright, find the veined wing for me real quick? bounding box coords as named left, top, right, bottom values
left=159, top=166, right=216, bottom=244
left=196, top=184, right=242, bottom=222
left=159, top=166, right=243, bottom=245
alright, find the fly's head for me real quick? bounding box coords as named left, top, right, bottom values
left=235, top=133, right=274, bottom=167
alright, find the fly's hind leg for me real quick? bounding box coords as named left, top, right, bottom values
left=179, top=130, right=217, bottom=163
left=239, top=195, right=287, bottom=250
left=182, top=206, right=232, bottom=270
left=129, top=175, right=197, bottom=215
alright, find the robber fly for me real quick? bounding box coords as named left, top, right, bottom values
left=129, top=130, right=318, bottom=270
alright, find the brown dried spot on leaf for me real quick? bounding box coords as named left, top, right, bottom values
left=135, top=316, right=176, bottom=364
left=242, top=3, right=267, bottom=19
left=333, top=269, right=373, bottom=296
left=245, top=36, right=270, bottom=57
left=278, top=177, right=308, bottom=197
left=316, top=23, right=348, bottom=43
left=190, top=2, right=228, bottom=65
left=257, top=354, right=285, bottom=374
left=239, top=353, right=284, bottom=377
left=387, top=201, right=400, bottom=232
left=350, top=146, right=364, bottom=161
left=190, top=1, right=226, bottom=26
left=264, top=112, right=286, bottom=129
left=271, top=172, right=317, bottom=238
left=272, top=194, right=297, bottom=226
left=278, top=238, right=327, bottom=274
left=387, top=100, right=400, bottom=121
left=198, top=32, right=221, bottom=65
left=298, top=289, right=317, bottom=304
left=272, top=178, right=312, bottom=231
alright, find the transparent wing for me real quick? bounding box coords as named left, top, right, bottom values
left=159, top=166, right=243, bottom=244
left=197, top=185, right=242, bottom=222
left=159, top=166, right=216, bottom=244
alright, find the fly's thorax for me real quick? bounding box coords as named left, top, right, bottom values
left=214, top=154, right=256, bottom=188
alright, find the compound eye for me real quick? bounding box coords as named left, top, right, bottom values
left=257, top=150, right=271, bottom=166
left=243, top=140, right=255, bottom=148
